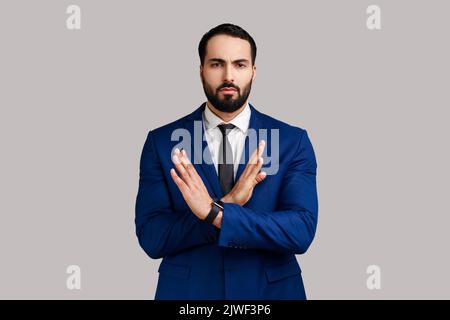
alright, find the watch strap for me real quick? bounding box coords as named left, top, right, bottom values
left=204, top=198, right=224, bottom=224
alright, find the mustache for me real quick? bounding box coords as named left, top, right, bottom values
left=217, top=83, right=240, bottom=91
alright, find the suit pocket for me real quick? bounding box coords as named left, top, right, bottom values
left=158, top=261, right=191, bottom=280
left=265, top=258, right=302, bottom=283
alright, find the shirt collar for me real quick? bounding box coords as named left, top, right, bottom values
left=203, top=101, right=251, bottom=133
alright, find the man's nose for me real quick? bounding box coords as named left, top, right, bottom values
left=223, top=64, right=234, bottom=83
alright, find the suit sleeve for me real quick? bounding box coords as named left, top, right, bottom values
left=218, top=129, right=318, bottom=254
left=135, top=131, right=218, bottom=259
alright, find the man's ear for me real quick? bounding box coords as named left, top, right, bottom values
left=199, top=65, right=203, bottom=79
left=252, top=64, right=256, bottom=81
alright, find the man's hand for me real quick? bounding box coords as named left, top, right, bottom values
left=170, top=148, right=213, bottom=221
left=221, top=140, right=267, bottom=206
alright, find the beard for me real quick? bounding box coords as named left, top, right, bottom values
left=201, top=77, right=252, bottom=113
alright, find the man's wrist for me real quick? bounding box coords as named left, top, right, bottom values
left=221, top=194, right=234, bottom=204
left=212, top=211, right=222, bottom=229
left=200, top=197, right=214, bottom=219
left=204, top=198, right=223, bottom=224
left=221, top=194, right=245, bottom=206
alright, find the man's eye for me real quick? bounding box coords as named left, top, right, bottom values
left=211, top=63, right=220, bottom=67
left=237, top=63, right=246, bottom=68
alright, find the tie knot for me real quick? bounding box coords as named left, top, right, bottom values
left=218, top=123, right=235, bottom=136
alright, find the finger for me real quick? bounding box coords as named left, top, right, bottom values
left=172, top=153, right=185, bottom=174
left=180, top=149, right=199, bottom=181
left=250, top=141, right=266, bottom=176
left=170, top=168, right=190, bottom=194
left=257, top=140, right=266, bottom=158
left=245, top=140, right=265, bottom=177
left=180, top=149, right=193, bottom=169
left=172, top=154, right=194, bottom=188
left=247, top=146, right=258, bottom=166
left=178, top=149, right=189, bottom=167
left=173, top=148, right=181, bottom=161
left=249, top=156, right=264, bottom=178
left=241, top=140, right=265, bottom=180
left=255, top=171, right=267, bottom=184
left=182, top=150, right=210, bottom=192
left=248, top=140, right=266, bottom=166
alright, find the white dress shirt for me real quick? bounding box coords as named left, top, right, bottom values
left=202, top=102, right=251, bottom=179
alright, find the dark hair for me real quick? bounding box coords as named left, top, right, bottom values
left=198, top=23, right=257, bottom=66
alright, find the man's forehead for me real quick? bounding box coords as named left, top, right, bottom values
left=205, top=35, right=251, bottom=60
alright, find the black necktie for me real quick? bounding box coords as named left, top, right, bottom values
left=217, top=123, right=235, bottom=195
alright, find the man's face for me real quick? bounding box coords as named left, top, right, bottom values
left=200, top=34, right=256, bottom=113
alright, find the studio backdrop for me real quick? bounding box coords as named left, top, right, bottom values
left=0, top=0, right=449, bottom=299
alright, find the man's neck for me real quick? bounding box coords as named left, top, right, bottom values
left=206, top=101, right=248, bottom=123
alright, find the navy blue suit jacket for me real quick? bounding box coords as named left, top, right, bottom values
left=135, top=103, right=318, bottom=299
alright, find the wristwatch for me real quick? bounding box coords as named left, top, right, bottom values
left=204, top=198, right=224, bottom=224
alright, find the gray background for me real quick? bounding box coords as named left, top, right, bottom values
left=0, top=0, right=449, bottom=299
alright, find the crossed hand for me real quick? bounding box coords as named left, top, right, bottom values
left=170, top=141, right=266, bottom=227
